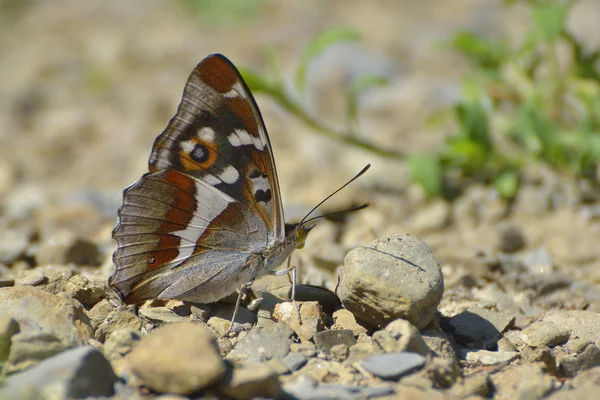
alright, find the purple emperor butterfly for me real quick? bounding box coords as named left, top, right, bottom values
left=109, top=54, right=368, bottom=329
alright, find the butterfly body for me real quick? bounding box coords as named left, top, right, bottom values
left=109, top=54, right=312, bottom=307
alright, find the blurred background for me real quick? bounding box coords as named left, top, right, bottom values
left=1, top=0, right=600, bottom=288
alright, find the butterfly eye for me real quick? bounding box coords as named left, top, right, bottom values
left=295, top=227, right=307, bottom=249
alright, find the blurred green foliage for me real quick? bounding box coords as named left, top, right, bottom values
left=232, top=0, right=600, bottom=201
left=239, top=28, right=401, bottom=159
left=414, top=0, right=600, bottom=200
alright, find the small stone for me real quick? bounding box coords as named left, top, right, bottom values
left=449, top=374, right=491, bottom=398
left=331, top=309, right=367, bottom=336
left=421, top=326, right=456, bottom=359
left=0, top=286, right=93, bottom=346
left=16, top=265, right=73, bottom=294
left=267, top=285, right=342, bottom=315
left=559, top=343, right=600, bottom=377
left=128, top=322, right=225, bottom=395
left=138, top=306, right=187, bottom=325
left=0, top=346, right=117, bottom=399
left=345, top=334, right=384, bottom=365
left=208, top=304, right=256, bottom=335
left=490, top=364, right=556, bottom=399
left=0, top=230, right=29, bottom=265
left=94, top=309, right=142, bottom=342
left=265, top=357, right=289, bottom=375
left=273, top=301, right=323, bottom=342
left=282, top=352, right=307, bottom=371
left=372, top=330, right=397, bottom=353
left=0, top=277, right=15, bottom=288
left=15, top=269, right=45, bottom=286
left=35, top=230, right=101, bottom=266
left=8, top=331, right=68, bottom=364
left=282, top=375, right=394, bottom=400
left=63, top=274, right=106, bottom=307
left=103, top=328, right=143, bottom=360
left=313, top=330, right=357, bottom=356
left=300, top=358, right=355, bottom=382
left=337, top=234, right=443, bottom=329
left=497, top=337, right=517, bottom=352
left=504, top=329, right=528, bottom=350
left=359, top=352, right=426, bottom=380
left=543, top=310, right=600, bottom=343
left=86, top=299, right=114, bottom=330
left=425, top=356, right=461, bottom=388
left=497, top=225, right=526, bottom=253
left=464, top=349, right=519, bottom=365
left=220, top=363, right=282, bottom=400
left=384, top=319, right=431, bottom=356
left=189, top=304, right=211, bottom=322
left=290, top=342, right=316, bottom=358
left=519, top=321, right=570, bottom=348
left=0, top=317, right=20, bottom=361
left=227, top=323, right=294, bottom=363
left=520, top=346, right=559, bottom=375
left=329, top=343, right=349, bottom=361
left=546, top=385, right=600, bottom=400
left=565, top=338, right=591, bottom=354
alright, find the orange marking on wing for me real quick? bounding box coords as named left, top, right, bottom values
left=197, top=56, right=237, bottom=93
left=178, top=137, right=218, bottom=171
left=145, top=171, right=197, bottom=269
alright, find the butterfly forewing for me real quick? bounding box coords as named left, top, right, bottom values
left=149, top=54, right=284, bottom=239
left=110, top=54, right=287, bottom=304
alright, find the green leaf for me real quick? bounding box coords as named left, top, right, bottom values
left=515, top=101, right=558, bottom=161
left=408, top=153, right=443, bottom=197
left=295, top=28, right=362, bottom=96
left=449, top=31, right=506, bottom=70
left=455, top=102, right=493, bottom=155
left=444, top=138, right=487, bottom=169
left=494, top=170, right=519, bottom=200
left=532, top=2, right=569, bottom=42
left=347, top=74, right=389, bottom=127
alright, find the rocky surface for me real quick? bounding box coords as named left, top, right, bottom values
left=1, top=1, right=600, bottom=399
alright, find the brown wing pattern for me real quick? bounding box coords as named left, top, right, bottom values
left=148, top=54, right=284, bottom=240
left=110, top=55, right=285, bottom=304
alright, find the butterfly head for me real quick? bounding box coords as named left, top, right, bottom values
left=285, top=223, right=316, bottom=249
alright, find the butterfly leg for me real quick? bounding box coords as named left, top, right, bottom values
left=226, top=279, right=255, bottom=334
left=269, top=258, right=301, bottom=323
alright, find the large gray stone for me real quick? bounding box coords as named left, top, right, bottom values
left=227, top=322, right=294, bottom=363
left=337, top=234, right=443, bottom=329
left=0, top=346, right=118, bottom=399
left=0, top=286, right=93, bottom=346
left=359, top=351, right=426, bottom=380
left=128, top=322, right=226, bottom=395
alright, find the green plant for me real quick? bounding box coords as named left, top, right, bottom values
left=234, top=0, right=600, bottom=201
left=410, top=0, right=600, bottom=200
left=238, top=28, right=400, bottom=159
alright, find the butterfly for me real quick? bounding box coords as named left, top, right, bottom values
left=109, top=54, right=368, bottom=330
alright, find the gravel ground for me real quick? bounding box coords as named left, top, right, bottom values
left=1, top=1, right=600, bottom=399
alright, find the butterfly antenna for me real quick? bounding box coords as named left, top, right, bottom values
left=302, top=202, right=370, bottom=224
left=300, top=164, right=371, bottom=225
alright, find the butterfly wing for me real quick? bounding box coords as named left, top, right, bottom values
left=110, top=54, right=285, bottom=304
left=149, top=54, right=284, bottom=239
